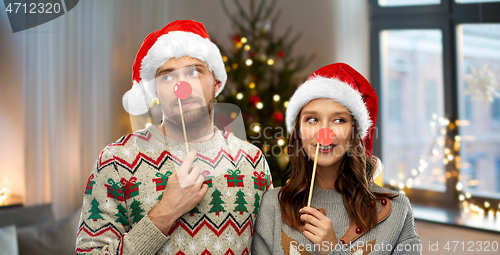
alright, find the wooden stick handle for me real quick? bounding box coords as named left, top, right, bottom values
left=178, top=98, right=189, bottom=155
left=307, top=142, right=320, bottom=207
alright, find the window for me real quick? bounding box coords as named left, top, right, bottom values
left=379, top=0, right=441, bottom=6
left=381, top=29, right=446, bottom=192
left=492, top=97, right=500, bottom=121
left=370, top=0, right=500, bottom=231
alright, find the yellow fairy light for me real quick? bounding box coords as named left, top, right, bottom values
left=256, top=102, right=263, bottom=109
left=225, top=66, right=231, bottom=72
left=244, top=45, right=251, bottom=51
left=249, top=82, right=256, bottom=89
left=222, top=56, right=228, bottom=62
left=459, top=194, right=465, bottom=201
left=432, top=149, right=439, bottom=156
left=284, top=101, right=289, bottom=108
left=277, top=139, right=285, bottom=146
left=444, top=148, right=450, bottom=155
left=465, top=192, right=472, bottom=199
left=241, top=37, right=248, bottom=43
left=440, top=128, right=446, bottom=135
left=145, top=122, right=152, bottom=128
left=443, top=159, right=449, bottom=165
left=446, top=172, right=451, bottom=178
left=432, top=114, right=438, bottom=119
left=455, top=136, right=462, bottom=142
left=449, top=123, right=456, bottom=130
left=411, top=169, right=418, bottom=176
left=456, top=182, right=463, bottom=191
left=273, top=94, right=280, bottom=102
left=485, top=201, right=491, bottom=208
left=389, top=179, right=396, bottom=186
left=236, top=42, right=243, bottom=48
left=236, top=93, right=243, bottom=100
left=232, top=63, right=238, bottom=69
left=447, top=154, right=454, bottom=161
left=245, top=59, right=253, bottom=66
left=267, top=59, right=274, bottom=66
left=253, top=124, right=261, bottom=132
left=406, top=178, right=414, bottom=188
left=398, top=182, right=405, bottom=189
left=398, top=173, right=405, bottom=180
left=230, top=112, right=237, bottom=119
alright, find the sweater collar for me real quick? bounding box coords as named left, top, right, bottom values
left=148, top=125, right=224, bottom=154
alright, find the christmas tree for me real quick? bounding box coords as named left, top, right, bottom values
left=88, top=197, right=104, bottom=221
left=216, top=0, right=314, bottom=186
left=189, top=206, right=201, bottom=216
left=253, top=192, right=260, bottom=215
left=234, top=189, right=248, bottom=214
left=209, top=189, right=226, bottom=216
left=130, top=199, right=145, bottom=223
left=115, top=204, right=129, bottom=227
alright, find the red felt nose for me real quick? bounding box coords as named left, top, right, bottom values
left=316, top=128, right=335, bottom=146
left=173, top=81, right=192, bottom=100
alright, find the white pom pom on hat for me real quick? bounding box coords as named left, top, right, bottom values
left=122, top=20, right=227, bottom=115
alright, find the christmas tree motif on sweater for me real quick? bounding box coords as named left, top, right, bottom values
left=121, top=177, right=141, bottom=200
left=252, top=171, right=267, bottom=191
left=105, top=178, right=124, bottom=201
left=234, top=189, right=248, bottom=215
left=209, top=189, right=226, bottom=216
left=114, top=204, right=129, bottom=227
left=130, top=199, right=145, bottom=223
left=84, top=174, right=95, bottom=195
left=253, top=192, right=260, bottom=215
left=188, top=206, right=201, bottom=216
left=224, top=169, right=244, bottom=187
left=88, top=197, right=104, bottom=221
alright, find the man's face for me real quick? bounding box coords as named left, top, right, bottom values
left=155, top=56, right=221, bottom=129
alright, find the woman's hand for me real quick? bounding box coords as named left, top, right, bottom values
left=300, top=207, right=338, bottom=255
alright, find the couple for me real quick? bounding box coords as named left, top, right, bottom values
left=75, top=20, right=421, bottom=255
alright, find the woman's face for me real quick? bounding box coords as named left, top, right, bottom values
left=299, top=98, right=353, bottom=169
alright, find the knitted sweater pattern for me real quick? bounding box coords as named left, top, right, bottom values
left=251, top=185, right=422, bottom=255
left=75, top=125, right=272, bottom=255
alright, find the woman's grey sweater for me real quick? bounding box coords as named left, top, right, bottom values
left=251, top=184, right=422, bottom=255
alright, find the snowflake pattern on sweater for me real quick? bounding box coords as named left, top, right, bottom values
left=75, top=125, right=273, bottom=255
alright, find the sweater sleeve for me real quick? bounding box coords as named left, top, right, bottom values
left=251, top=190, right=275, bottom=255
left=75, top=147, right=169, bottom=255
left=391, top=196, right=422, bottom=255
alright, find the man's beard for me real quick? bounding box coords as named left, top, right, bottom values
left=162, top=95, right=214, bottom=141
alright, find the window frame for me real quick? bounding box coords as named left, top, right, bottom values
left=370, top=0, right=500, bottom=213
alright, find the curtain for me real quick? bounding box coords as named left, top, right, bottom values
left=23, top=0, right=169, bottom=219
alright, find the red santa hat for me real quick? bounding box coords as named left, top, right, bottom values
left=285, top=63, right=382, bottom=176
left=122, top=20, right=227, bottom=115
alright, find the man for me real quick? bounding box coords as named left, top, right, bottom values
left=75, top=20, right=273, bottom=255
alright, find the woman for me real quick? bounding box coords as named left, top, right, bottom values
left=252, top=63, right=421, bottom=255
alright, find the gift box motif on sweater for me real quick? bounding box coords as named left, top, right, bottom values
left=252, top=171, right=267, bottom=191
left=152, top=171, right=172, bottom=191
left=224, top=169, right=244, bottom=187
left=121, top=177, right=142, bottom=200
left=84, top=174, right=95, bottom=195
left=105, top=178, right=124, bottom=201
left=201, top=170, right=214, bottom=188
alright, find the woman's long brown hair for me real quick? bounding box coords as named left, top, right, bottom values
left=279, top=114, right=398, bottom=231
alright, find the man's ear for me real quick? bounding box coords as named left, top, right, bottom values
left=214, top=80, right=222, bottom=93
